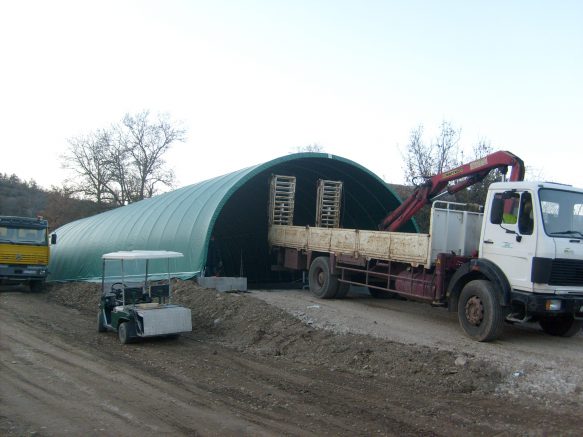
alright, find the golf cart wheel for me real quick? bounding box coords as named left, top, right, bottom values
left=539, top=315, right=583, bottom=337
left=118, top=322, right=132, bottom=344
left=457, top=280, right=505, bottom=342
left=308, top=256, right=339, bottom=299
left=97, top=311, right=106, bottom=333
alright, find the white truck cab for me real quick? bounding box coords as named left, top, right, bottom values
left=481, top=181, right=583, bottom=323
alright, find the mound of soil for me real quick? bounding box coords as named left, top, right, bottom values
left=46, top=280, right=502, bottom=397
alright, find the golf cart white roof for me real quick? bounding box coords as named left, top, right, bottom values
left=102, top=250, right=184, bottom=261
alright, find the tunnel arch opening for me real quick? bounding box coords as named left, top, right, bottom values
left=208, top=156, right=416, bottom=284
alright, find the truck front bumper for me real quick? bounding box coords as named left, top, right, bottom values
left=511, top=290, right=583, bottom=319
left=0, top=265, right=48, bottom=281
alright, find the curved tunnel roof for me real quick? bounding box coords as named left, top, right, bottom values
left=48, top=153, right=417, bottom=282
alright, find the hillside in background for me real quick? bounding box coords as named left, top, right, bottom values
left=0, top=174, right=111, bottom=231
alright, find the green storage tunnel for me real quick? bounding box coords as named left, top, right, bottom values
left=48, top=153, right=416, bottom=282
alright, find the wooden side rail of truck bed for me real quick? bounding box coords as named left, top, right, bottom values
left=268, top=224, right=432, bottom=267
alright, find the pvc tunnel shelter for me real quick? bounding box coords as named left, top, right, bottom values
left=48, top=153, right=417, bottom=283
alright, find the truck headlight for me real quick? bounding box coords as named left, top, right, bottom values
left=545, top=300, right=562, bottom=311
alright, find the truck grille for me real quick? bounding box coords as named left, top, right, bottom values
left=549, top=259, right=583, bottom=287
left=0, top=244, right=49, bottom=265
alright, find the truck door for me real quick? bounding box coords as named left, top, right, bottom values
left=481, top=191, right=536, bottom=291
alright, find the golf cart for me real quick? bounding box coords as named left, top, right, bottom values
left=97, top=250, right=192, bottom=344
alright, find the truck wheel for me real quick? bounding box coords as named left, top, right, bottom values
left=458, top=280, right=505, bottom=342
left=308, top=256, right=339, bottom=299
left=118, top=322, right=131, bottom=344
left=539, top=315, right=583, bottom=337
left=97, top=311, right=107, bottom=332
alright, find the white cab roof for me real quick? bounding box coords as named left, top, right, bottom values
left=102, top=250, right=184, bottom=261
left=489, top=181, right=583, bottom=193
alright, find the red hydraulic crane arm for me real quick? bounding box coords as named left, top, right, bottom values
left=379, top=150, right=525, bottom=232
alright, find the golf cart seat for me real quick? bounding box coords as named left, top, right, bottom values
left=150, top=284, right=170, bottom=303
left=124, top=287, right=147, bottom=305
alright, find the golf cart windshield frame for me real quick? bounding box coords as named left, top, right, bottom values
left=101, top=250, right=184, bottom=307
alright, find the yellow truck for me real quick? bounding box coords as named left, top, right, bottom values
left=0, top=216, right=52, bottom=291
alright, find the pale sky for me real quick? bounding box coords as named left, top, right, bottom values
left=1, top=0, right=582, bottom=191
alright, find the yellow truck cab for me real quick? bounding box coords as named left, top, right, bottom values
left=0, top=215, right=51, bottom=291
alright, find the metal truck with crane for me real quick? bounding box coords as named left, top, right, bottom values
left=0, top=215, right=53, bottom=291
left=268, top=151, right=583, bottom=341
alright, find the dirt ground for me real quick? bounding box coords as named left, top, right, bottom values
left=1, top=281, right=582, bottom=436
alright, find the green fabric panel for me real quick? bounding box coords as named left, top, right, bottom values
left=48, top=153, right=416, bottom=282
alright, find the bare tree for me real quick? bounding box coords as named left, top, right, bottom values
left=293, top=143, right=325, bottom=153
left=62, top=111, right=185, bottom=206
left=433, top=121, right=461, bottom=174
left=403, top=125, right=432, bottom=184
left=119, top=111, right=183, bottom=201
left=104, top=139, right=133, bottom=205
left=457, top=139, right=502, bottom=206
left=63, top=129, right=113, bottom=205
left=402, top=122, right=461, bottom=185
left=401, top=122, right=499, bottom=232
left=525, top=165, right=544, bottom=182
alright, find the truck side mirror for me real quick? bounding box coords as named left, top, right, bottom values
left=490, top=197, right=503, bottom=224
left=51, top=233, right=57, bottom=245
left=501, top=190, right=516, bottom=200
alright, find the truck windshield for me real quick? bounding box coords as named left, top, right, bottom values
left=0, top=226, right=47, bottom=244
left=539, top=189, right=583, bottom=238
